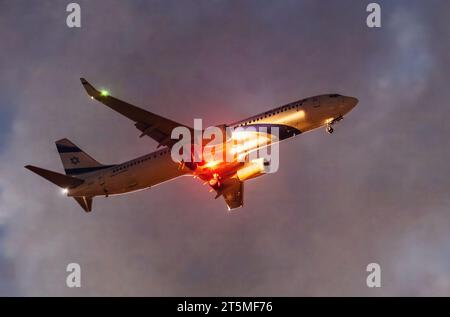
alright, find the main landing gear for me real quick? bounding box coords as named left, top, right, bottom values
left=326, top=125, right=334, bottom=134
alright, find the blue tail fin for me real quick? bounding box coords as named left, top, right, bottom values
left=55, top=139, right=110, bottom=176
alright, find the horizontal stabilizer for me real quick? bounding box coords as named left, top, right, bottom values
left=25, top=165, right=84, bottom=189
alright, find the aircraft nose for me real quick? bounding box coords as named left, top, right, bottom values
left=347, top=96, right=359, bottom=109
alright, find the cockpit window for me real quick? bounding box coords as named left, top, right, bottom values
left=329, top=94, right=340, bottom=98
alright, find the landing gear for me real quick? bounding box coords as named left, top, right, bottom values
left=326, top=115, right=343, bottom=134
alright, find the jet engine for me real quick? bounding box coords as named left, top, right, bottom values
left=236, top=158, right=271, bottom=181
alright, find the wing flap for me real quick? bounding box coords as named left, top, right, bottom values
left=217, top=178, right=244, bottom=211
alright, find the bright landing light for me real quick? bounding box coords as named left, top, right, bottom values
left=61, top=188, right=69, bottom=195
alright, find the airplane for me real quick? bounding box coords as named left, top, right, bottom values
left=25, top=78, right=358, bottom=212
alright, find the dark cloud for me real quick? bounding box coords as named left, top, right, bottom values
left=0, top=0, right=449, bottom=296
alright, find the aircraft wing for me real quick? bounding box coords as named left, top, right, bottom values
left=217, top=178, right=244, bottom=211
left=80, top=78, right=193, bottom=148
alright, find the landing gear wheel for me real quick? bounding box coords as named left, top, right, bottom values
left=327, top=126, right=334, bottom=134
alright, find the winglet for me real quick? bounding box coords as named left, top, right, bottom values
left=80, top=78, right=100, bottom=99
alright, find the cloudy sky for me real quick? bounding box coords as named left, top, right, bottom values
left=0, top=0, right=450, bottom=296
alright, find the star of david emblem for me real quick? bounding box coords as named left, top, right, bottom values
left=70, top=156, right=80, bottom=165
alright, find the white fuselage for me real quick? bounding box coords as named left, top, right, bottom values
left=68, top=94, right=358, bottom=198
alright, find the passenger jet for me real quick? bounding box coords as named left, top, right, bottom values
left=25, top=78, right=358, bottom=212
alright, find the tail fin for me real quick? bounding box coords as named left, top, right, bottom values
left=55, top=138, right=106, bottom=176
left=25, top=165, right=84, bottom=188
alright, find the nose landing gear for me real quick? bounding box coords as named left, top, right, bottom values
left=325, top=115, right=343, bottom=134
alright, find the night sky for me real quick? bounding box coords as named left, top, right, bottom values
left=1, top=0, right=450, bottom=296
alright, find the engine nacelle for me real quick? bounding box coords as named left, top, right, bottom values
left=236, top=158, right=270, bottom=181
